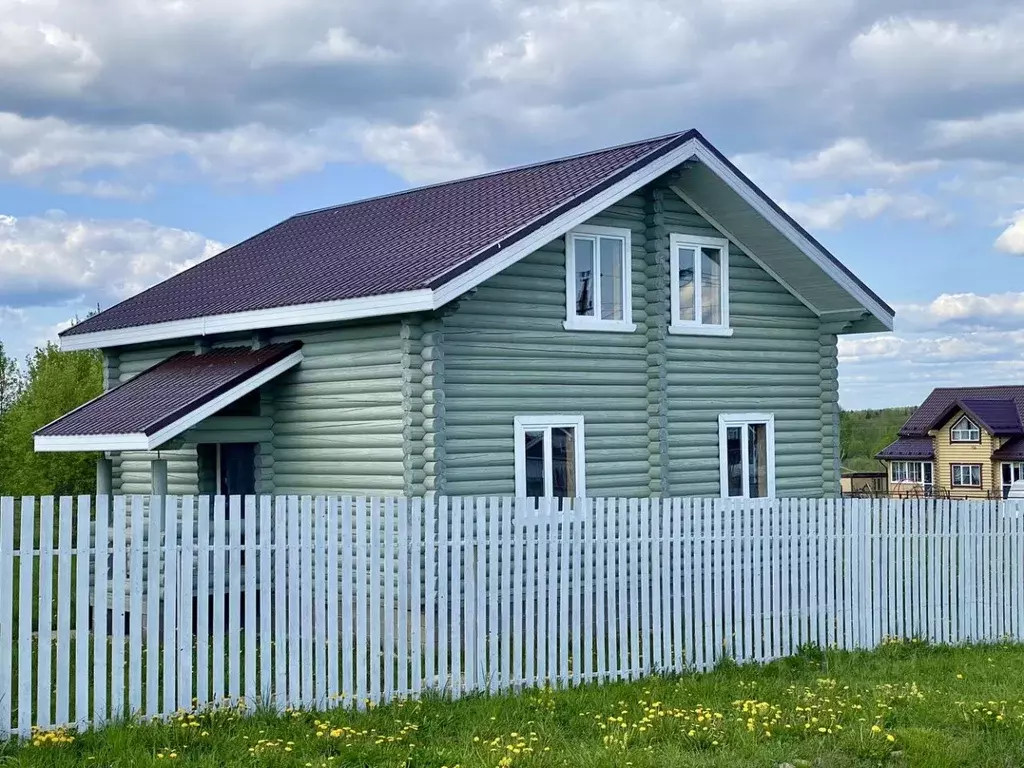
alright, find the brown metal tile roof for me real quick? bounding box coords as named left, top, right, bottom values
left=876, top=437, right=935, bottom=460
left=62, top=133, right=689, bottom=337
left=61, top=128, right=893, bottom=339
left=36, top=342, right=301, bottom=437
left=899, top=386, right=1024, bottom=437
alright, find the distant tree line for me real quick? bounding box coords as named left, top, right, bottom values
left=840, top=406, right=916, bottom=472
left=0, top=339, right=102, bottom=497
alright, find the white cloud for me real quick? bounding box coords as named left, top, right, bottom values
left=840, top=290, right=1024, bottom=407
left=784, top=138, right=940, bottom=182
left=0, top=211, right=225, bottom=306
left=780, top=189, right=948, bottom=230
left=0, top=20, right=101, bottom=95
left=355, top=113, right=488, bottom=184
left=929, top=109, right=1024, bottom=147
left=848, top=14, right=1024, bottom=91
left=996, top=211, right=1024, bottom=254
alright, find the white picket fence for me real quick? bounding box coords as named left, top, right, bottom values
left=1, top=494, right=1023, bottom=738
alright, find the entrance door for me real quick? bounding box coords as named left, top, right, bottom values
left=199, top=443, right=256, bottom=496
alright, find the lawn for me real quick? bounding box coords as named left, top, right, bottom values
left=5, top=641, right=1024, bottom=767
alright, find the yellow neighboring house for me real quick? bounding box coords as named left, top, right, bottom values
left=877, top=386, right=1024, bottom=499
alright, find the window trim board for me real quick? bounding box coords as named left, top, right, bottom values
left=513, top=414, right=587, bottom=498
left=718, top=412, right=776, bottom=499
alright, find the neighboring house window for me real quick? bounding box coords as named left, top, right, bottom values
left=514, top=415, right=586, bottom=498
left=1002, top=462, right=1024, bottom=498
left=670, top=233, right=732, bottom=336
left=564, top=225, right=635, bottom=332
left=718, top=413, right=775, bottom=498
left=950, top=416, right=981, bottom=443
left=198, top=443, right=257, bottom=496
left=889, top=461, right=934, bottom=490
left=951, top=463, right=982, bottom=488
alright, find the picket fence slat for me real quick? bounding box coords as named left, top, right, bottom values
left=4, top=493, right=1024, bottom=738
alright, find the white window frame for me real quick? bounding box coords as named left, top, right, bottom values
left=890, top=460, right=934, bottom=487
left=1001, top=462, right=1024, bottom=498
left=951, top=463, right=982, bottom=488
left=514, top=414, right=586, bottom=498
left=563, top=225, right=636, bottom=333
left=950, top=415, right=981, bottom=443
left=669, top=233, right=733, bottom=337
left=718, top=413, right=776, bottom=498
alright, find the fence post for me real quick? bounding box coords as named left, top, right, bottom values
left=0, top=497, right=13, bottom=738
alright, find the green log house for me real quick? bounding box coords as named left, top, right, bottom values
left=35, top=129, right=893, bottom=500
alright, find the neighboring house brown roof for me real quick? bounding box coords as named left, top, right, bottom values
left=993, top=437, right=1024, bottom=461
left=925, top=398, right=1022, bottom=436
left=876, top=437, right=935, bottom=460
left=35, top=343, right=301, bottom=441
left=61, top=129, right=894, bottom=340
left=897, top=386, right=1024, bottom=437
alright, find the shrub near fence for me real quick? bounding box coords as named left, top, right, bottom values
left=1, top=495, right=1023, bottom=739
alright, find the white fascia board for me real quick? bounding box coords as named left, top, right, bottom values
left=33, top=350, right=303, bottom=453
left=35, top=433, right=151, bottom=452
left=60, top=290, right=435, bottom=351
left=689, top=145, right=894, bottom=331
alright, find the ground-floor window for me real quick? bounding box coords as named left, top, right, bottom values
left=198, top=442, right=257, bottom=496
left=890, top=460, right=933, bottom=491
left=718, top=413, right=775, bottom=498
left=513, top=415, right=586, bottom=498
left=1002, top=462, right=1024, bottom=498
left=950, top=463, right=982, bottom=488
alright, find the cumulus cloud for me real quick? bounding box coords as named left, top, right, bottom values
left=840, top=290, right=1024, bottom=408
left=0, top=211, right=225, bottom=308
left=996, top=212, right=1024, bottom=254
left=780, top=189, right=949, bottom=230
left=848, top=14, right=1024, bottom=92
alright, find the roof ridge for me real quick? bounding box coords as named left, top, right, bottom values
left=291, top=130, right=689, bottom=220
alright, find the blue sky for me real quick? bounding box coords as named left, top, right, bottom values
left=2, top=0, right=1024, bottom=410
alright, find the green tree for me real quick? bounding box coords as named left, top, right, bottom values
left=0, top=340, right=21, bottom=418
left=0, top=342, right=102, bottom=496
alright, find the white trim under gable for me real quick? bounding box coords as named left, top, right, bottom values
left=34, top=349, right=303, bottom=452
left=669, top=184, right=823, bottom=317
left=688, top=145, right=893, bottom=331
left=58, top=134, right=893, bottom=351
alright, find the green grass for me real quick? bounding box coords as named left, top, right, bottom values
left=6, top=641, right=1024, bottom=767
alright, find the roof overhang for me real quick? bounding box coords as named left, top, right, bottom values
left=34, top=346, right=302, bottom=452
left=59, top=133, right=893, bottom=351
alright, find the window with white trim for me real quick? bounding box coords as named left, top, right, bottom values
left=890, top=461, right=934, bottom=489
left=670, top=233, right=731, bottom=336
left=950, top=415, right=981, bottom=443
left=718, top=413, right=775, bottom=498
left=1001, top=462, right=1024, bottom=498
left=951, top=463, right=982, bottom=487
left=564, top=225, right=635, bottom=332
left=514, top=415, right=586, bottom=498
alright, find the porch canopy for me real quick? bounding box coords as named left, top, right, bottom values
left=34, top=342, right=303, bottom=452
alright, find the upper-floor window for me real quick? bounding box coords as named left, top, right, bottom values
left=564, top=225, right=636, bottom=333
left=950, top=415, right=981, bottom=443
left=670, top=233, right=732, bottom=337
left=718, top=413, right=775, bottom=498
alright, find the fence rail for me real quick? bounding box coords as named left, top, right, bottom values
left=1, top=494, right=1023, bottom=738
